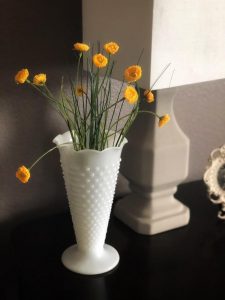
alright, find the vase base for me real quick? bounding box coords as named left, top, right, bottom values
left=61, top=244, right=119, bottom=275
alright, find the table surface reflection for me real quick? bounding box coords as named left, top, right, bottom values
left=12, top=181, right=225, bottom=300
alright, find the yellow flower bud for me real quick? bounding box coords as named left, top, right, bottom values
left=76, top=86, right=85, bottom=96
left=104, top=42, right=119, bottom=55
left=16, top=165, right=31, bottom=183
left=15, top=69, right=29, bottom=84
left=73, top=42, right=90, bottom=52
left=124, top=86, right=138, bottom=104
left=124, top=65, right=142, bottom=82
left=93, top=53, right=108, bottom=68
left=144, top=90, right=154, bottom=103
left=33, top=73, right=47, bottom=86
left=158, top=114, right=170, bottom=127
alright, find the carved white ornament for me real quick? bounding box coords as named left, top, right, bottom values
left=204, top=145, right=225, bottom=219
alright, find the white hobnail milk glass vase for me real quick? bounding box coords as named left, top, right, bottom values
left=53, top=131, right=127, bottom=275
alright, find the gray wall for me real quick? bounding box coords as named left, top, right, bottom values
left=175, top=79, right=225, bottom=183
left=0, top=1, right=82, bottom=296
left=0, top=0, right=81, bottom=226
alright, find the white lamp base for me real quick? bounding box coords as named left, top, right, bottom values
left=61, top=244, right=119, bottom=275
left=114, top=192, right=190, bottom=235
left=115, top=88, right=190, bottom=235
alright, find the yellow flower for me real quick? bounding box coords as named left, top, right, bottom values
left=16, top=165, right=31, bottom=183
left=76, top=85, right=85, bottom=96
left=104, top=42, right=119, bottom=54
left=33, top=73, right=47, bottom=86
left=93, top=53, right=108, bottom=68
left=144, top=90, right=154, bottom=103
left=15, top=69, right=29, bottom=84
left=158, top=114, right=170, bottom=127
left=124, top=86, right=138, bottom=104
left=73, top=42, right=90, bottom=52
left=124, top=65, right=142, bottom=82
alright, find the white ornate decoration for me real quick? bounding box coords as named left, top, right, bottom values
left=204, top=145, right=225, bottom=219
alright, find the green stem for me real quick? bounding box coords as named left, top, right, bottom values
left=150, top=63, right=171, bottom=90
left=113, top=96, right=125, bottom=145
left=108, top=112, right=131, bottom=132
left=97, top=54, right=111, bottom=95
left=115, top=101, right=139, bottom=146
left=29, top=142, right=74, bottom=170
left=138, top=110, right=161, bottom=119
left=105, top=80, right=124, bottom=147
left=29, top=146, right=58, bottom=170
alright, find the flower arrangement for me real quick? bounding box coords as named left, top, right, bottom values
left=15, top=41, right=170, bottom=184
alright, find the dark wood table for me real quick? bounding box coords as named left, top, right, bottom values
left=12, top=181, right=225, bottom=300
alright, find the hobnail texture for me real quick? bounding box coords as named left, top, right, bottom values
left=53, top=131, right=127, bottom=274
